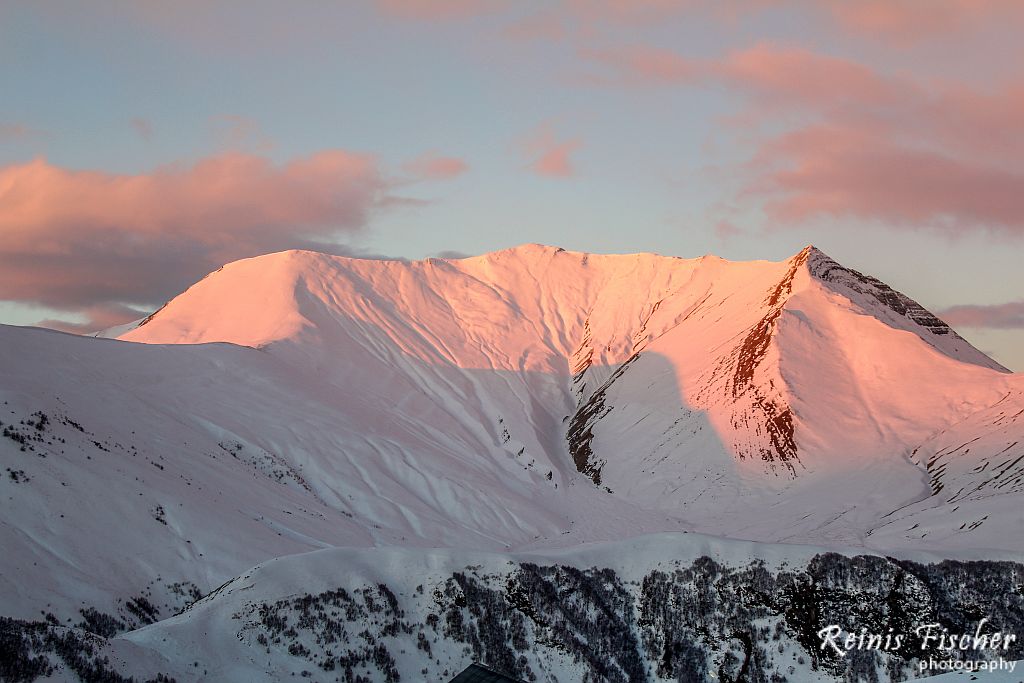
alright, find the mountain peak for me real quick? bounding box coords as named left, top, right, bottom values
left=118, top=243, right=1006, bottom=373
left=799, top=247, right=1008, bottom=373
left=792, top=243, right=831, bottom=264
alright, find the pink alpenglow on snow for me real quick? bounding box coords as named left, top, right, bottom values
left=114, top=244, right=1019, bottom=554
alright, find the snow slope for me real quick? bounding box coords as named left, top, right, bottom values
left=3, top=243, right=1023, bottom=681
left=116, top=244, right=1024, bottom=551
left=0, top=323, right=692, bottom=624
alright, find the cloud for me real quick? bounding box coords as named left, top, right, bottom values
left=750, top=125, right=1024, bottom=234
left=38, top=304, right=150, bottom=335
left=939, top=301, right=1024, bottom=329
left=579, top=1, right=1020, bottom=45
left=715, top=220, right=742, bottom=242
left=403, top=152, right=469, bottom=180
left=584, top=42, right=902, bottom=100
left=377, top=0, right=772, bottom=30
left=713, top=45, right=1024, bottom=166
left=523, top=126, right=582, bottom=177
left=586, top=42, right=1024, bottom=235
left=725, top=47, right=1024, bottom=234
left=0, top=122, right=47, bottom=141
left=130, top=118, right=154, bottom=141
left=0, top=151, right=394, bottom=315
left=583, top=45, right=699, bottom=85
left=210, top=114, right=273, bottom=153
left=375, top=0, right=508, bottom=21
left=531, top=140, right=581, bottom=177
left=825, top=0, right=1024, bottom=43
left=554, top=0, right=700, bottom=30
left=38, top=2, right=363, bottom=58
left=529, top=0, right=776, bottom=35
left=717, top=44, right=906, bottom=108
left=501, top=10, right=567, bottom=42
left=433, top=249, right=472, bottom=259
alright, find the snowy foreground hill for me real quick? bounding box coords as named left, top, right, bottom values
left=1, top=244, right=1023, bottom=681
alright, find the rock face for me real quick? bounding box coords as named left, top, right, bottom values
left=806, top=249, right=995, bottom=352
left=1, top=244, right=1022, bottom=681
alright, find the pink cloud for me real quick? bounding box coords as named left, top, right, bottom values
left=502, top=10, right=567, bottom=42
left=715, top=220, right=742, bottom=242
left=501, top=1, right=781, bottom=50
left=722, top=47, right=1024, bottom=234
left=577, top=1, right=1019, bottom=45
left=567, top=0, right=779, bottom=27
left=586, top=41, right=1024, bottom=235
left=717, top=46, right=1024, bottom=166
left=585, top=42, right=903, bottom=102
left=718, top=44, right=907, bottom=108
left=378, top=0, right=710, bottom=29
left=826, top=0, right=1024, bottom=43
left=752, top=125, right=1024, bottom=233
left=375, top=0, right=507, bottom=21
left=524, top=127, right=582, bottom=177
left=583, top=45, right=700, bottom=85
left=533, top=143, right=579, bottom=176
left=939, top=301, right=1024, bottom=329
left=0, top=152, right=392, bottom=314
left=568, top=0, right=696, bottom=25
left=403, top=152, right=469, bottom=180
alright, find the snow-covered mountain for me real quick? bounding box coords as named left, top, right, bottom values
left=115, top=242, right=1021, bottom=550
left=2, top=244, right=1022, bottom=681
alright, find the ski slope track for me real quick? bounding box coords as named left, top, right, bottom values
left=2, top=244, right=1022, bottom=681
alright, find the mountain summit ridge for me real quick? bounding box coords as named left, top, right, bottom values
left=121, top=242, right=1004, bottom=368
left=104, top=243, right=1022, bottom=547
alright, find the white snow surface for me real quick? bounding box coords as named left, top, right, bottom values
left=2, top=243, right=1023, bottom=680
left=115, top=243, right=1022, bottom=551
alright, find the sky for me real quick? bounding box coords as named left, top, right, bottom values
left=1, top=0, right=1022, bottom=370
